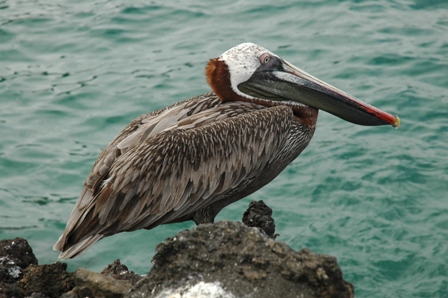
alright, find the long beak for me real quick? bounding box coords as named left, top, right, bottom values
left=238, top=60, right=400, bottom=128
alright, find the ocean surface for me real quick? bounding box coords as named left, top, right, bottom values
left=1, top=0, right=447, bottom=296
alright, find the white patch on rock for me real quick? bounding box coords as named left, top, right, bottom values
left=154, top=281, right=236, bottom=298
left=0, top=256, right=15, bottom=265
left=8, top=266, right=22, bottom=278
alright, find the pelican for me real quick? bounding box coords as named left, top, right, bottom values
left=54, top=43, right=399, bottom=259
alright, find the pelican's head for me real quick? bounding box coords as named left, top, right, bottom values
left=206, top=42, right=400, bottom=127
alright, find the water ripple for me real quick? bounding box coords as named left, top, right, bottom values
left=0, top=0, right=447, bottom=296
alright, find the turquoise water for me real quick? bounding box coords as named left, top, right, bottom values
left=1, top=0, right=447, bottom=296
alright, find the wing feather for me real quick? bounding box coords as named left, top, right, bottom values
left=55, top=95, right=298, bottom=259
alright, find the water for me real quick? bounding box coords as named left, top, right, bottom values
left=1, top=0, right=447, bottom=296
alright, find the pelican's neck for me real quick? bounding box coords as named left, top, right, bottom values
left=206, top=58, right=247, bottom=102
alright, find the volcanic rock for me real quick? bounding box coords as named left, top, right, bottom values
left=128, top=221, right=354, bottom=298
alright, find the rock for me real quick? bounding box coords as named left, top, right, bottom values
left=63, top=268, right=132, bottom=298
left=0, top=281, right=23, bottom=298
left=0, top=237, right=38, bottom=284
left=0, top=237, right=40, bottom=298
left=242, top=200, right=277, bottom=238
left=0, top=237, right=74, bottom=298
left=127, top=221, right=354, bottom=298
left=0, top=238, right=134, bottom=298
left=18, top=262, right=75, bottom=298
left=24, top=293, right=49, bottom=298
left=61, top=260, right=141, bottom=298
left=101, top=259, right=141, bottom=285
left=1, top=202, right=354, bottom=298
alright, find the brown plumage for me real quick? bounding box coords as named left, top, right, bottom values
left=54, top=43, right=398, bottom=259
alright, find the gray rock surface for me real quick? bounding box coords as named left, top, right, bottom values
left=128, top=221, right=354, bottom=298
left=19, top=262, right=74, bottom=298
left=101, top=259, right=142, bottom=285
left=61, top=268, right=132, bottom=298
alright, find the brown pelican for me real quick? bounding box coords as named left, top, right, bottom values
left=54, top=43, right=399, bottom=259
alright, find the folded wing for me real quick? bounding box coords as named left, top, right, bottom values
left=54, top=94, right=296, bottom=259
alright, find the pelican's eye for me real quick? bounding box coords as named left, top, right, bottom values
left=260, top=53, right=270, bottom=65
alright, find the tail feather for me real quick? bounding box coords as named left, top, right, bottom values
left=54, top=234, right=103, bottom=260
